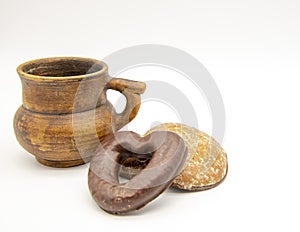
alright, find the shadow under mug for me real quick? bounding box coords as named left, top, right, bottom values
left=14, top=57, right=146, bottom=168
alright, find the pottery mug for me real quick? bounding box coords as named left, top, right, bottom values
left=14, top=57, right=146, bottom=167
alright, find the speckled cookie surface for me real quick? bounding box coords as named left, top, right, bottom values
left=145, top=123, right=228, bottom=191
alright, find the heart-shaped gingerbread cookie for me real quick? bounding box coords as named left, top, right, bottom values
left=88, top=130, right=188, bottom=215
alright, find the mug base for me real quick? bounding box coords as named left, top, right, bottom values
left=36, top=157, right=88, bottom=168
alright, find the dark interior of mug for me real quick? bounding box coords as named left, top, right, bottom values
left=22, top=58, right=103, bottom=77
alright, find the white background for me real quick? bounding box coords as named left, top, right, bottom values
left=1, top=0, right=300, bottom=231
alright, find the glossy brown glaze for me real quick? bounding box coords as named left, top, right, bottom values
left=14, top=57, right=146, bottom=167
left=88, top=131, right=188, bottom=215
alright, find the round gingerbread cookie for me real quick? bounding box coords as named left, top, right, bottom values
left=145, top=123, right=228, bottom=191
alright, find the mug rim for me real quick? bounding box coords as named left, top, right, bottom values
left=17, top=57, right=108, bottom=81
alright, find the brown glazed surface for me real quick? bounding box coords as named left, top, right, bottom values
left=120, top=123, right=228, bottom=191
left=88, top=131, right=188, bottom=215
left=17, top=57, right=108, bottom=114
left=14, top=57, right=146, bottom=167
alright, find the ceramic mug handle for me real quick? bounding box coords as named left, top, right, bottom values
left=105, top=78, right=146, bottom=129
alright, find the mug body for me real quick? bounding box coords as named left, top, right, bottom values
left=14, top=57, right=146, bottom=168
left=14, top=103, right=114, bottom=167
left=14, top=57, right=112, bottom=167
